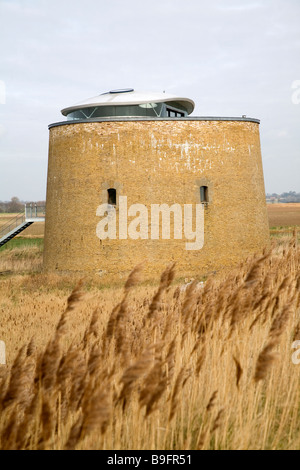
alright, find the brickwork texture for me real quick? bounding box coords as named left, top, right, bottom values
left=44, top=119, right=270, bottom=280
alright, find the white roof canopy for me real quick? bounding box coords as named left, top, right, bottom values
left=61, top=88, right=195, bottom=116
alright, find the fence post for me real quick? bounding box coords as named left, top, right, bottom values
left=35, top=204, right=37, bottom=218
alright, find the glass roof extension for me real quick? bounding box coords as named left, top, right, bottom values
left=66, top=102, right=188, bottom=120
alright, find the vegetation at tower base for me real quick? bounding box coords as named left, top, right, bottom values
left=0, top=237, right=299, bottom=450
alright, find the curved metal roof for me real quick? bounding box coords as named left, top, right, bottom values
left=61, top=88, right=195, bottom=116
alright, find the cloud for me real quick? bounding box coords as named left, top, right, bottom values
left=216, top=2, right=265, bottom=11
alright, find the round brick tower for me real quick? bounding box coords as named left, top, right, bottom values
left=44, top=89, right=269, bottom=280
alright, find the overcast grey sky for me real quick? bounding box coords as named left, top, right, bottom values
left=0, top=0, right=299, bottom=200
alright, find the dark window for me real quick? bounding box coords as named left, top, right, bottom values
left=200, top=186, right=209, bottom=203
left=166, top=108, right=184, bottom=118
left=107, top=188, right=116, bottom=205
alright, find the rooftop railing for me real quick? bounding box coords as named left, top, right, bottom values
left=25, top=203, right=46, bottom=219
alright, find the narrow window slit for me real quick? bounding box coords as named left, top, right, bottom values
left=200, top=186, right=209, bottom=203
left=107, top=188, right=116, bottom=205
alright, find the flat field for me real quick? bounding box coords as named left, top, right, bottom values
left=267, top=203, right=300, bottom=228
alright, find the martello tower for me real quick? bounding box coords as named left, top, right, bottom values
left=44, top=88, right=269, bottom=279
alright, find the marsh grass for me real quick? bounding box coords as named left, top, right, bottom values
left=0, top=238, right=299, bottom=450
left=0, top=241, right=43, bottom=274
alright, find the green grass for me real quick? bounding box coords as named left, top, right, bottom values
left=0, top=237, right=44, bottom=252
left=270, top=225, right=300, bottom=230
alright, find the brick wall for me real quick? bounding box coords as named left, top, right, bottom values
left=44, top=119, right=270, bottom=280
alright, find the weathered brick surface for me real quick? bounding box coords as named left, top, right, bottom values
left=44, top=119, right=270, bottom=280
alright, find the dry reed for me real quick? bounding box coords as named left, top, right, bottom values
left=0, top=238, right=299, bottom=450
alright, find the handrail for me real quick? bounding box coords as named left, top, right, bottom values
left=25, top=203, right=46, bottom=219
left=0, top=213, right=25, bottom=240
left=0, top=211, right=24, bottom=233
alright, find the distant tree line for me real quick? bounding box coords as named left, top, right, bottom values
left=0, top=197, right=46, bottom=213
left=266, top=191, right=300, bottom=203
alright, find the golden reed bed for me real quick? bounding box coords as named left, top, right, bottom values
left=0, top=237, right=300, bottom=450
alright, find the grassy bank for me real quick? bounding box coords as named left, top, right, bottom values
left=0, top=238, right=43, bottom=274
